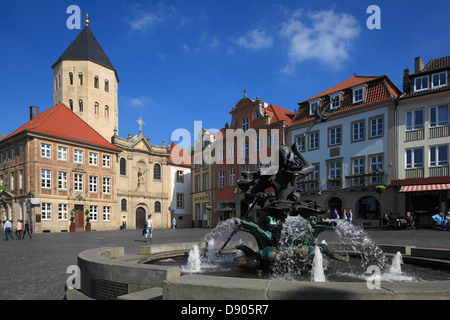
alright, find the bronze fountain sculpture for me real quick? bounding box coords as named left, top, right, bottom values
left=216, top=102, right=349, bottom=273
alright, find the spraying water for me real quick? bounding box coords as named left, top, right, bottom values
left=311, top=246, right=326, bottom=282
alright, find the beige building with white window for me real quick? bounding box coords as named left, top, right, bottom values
left=392, top=56, right=450, bottom=226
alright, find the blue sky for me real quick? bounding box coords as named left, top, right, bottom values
left=1, top=0, right=450, bottom=148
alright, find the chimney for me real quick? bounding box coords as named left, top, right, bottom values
left=415, top=57, right=424, bottom=73
left=30, top=106, right=39, bottom=120
left=403, top=68, right=411, bottom=93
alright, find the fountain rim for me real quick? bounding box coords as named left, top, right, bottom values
left=70, top=242, right=450, bottom=300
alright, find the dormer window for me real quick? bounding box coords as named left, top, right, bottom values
left=330, top=93, right=342, bottom=109
left=431, top=72, right=447, bottom=88
left=352, top=86, right=365, bottom=104
left=414, top=75, right=429, bottom=92
left=309, top=99, right=319, bottom=116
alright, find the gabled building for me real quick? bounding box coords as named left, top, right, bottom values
left=392, top=56, right=450, bottom=225
left=0, top=104, right=122, bottom=233
left=211, top=95, right=294, bottom=226
left=287, top=75, right=400, bottom=227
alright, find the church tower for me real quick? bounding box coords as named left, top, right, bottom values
left=52, top=15, right=119, bottom=142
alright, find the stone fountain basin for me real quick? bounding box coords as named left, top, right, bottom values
left=72, top=243, right=450, bottom=300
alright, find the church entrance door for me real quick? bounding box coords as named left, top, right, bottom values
left=136, top=207, right=146, bottom=229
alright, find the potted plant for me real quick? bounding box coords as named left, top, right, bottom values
left=85, top=209, right=91, bottom=231
left=375, top=185, right=386, bottom=194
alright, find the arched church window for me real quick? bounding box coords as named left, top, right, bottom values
left=104, top=80, right=109, bottom=92
left=94, top=102, right=99, bottom=115
left=79, top=99, right=83, bottom=112
left=69, top=99, right=73, bottom=111
left=121, top=199, right=127, bottom=211
left=120, top=158, right=126, bottom=176
left=105, top=105, right=109, bottom=118
left=94, top=76, right=99, bottom=89
left=78, top=72, right=83, bottom=85
left=154, top=201, right=161, bottom=213
left=154, top=164, right=161, bottom=180
left=69, top=72, right=73, bottom=85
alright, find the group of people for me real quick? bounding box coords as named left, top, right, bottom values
left=432, top=211, right=450, bottom=231
left=3, top=219, right=32, bottom=240
left=330, top=208, right=353, bottom=223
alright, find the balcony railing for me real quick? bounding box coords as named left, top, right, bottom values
left=345, top=172, right=386, bottom=189
left=297, top=179, right=321, bottom=193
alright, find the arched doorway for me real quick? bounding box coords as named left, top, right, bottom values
left=356, top=196, right=379, bottom=220
left=328, top=197, right=342, bottom=216
left=135, top=207, right=146, bottom=229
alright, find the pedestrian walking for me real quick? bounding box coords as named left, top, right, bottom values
left=4, top=219, right=14, bottom=240
left=144, top=214, right=153, bottom=242
left=22, top=221, right=32, bottom=239
left=172, top=217, right=176, bottom=229
left=15, top=220, right=23, bottom=239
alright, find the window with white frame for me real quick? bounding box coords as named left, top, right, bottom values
left=406, top=148, right=424, bottom=169
left=42, top=203, right=52, bottom=220
left=89, top=176, right=98, bottom=193
left=89, top=152, right=98, bottom=166
left=57, top=146, right=68, bottom=161
left=329, top=126, right=341, bottom=146
left=406, top=109, right=424, bottom=131
left=296, top=135, right=306, bottom=152
left=58, top=204, right=68, bottom=221
left=329, top=161, right=341, bottom=179
left=309, top=100, right=319, bottom=116
left=370, top=116, right=383, bottom=138
left=430, top=105, right=449, bottom=127
left=414, top=76, right=429, bottom=92
left=195, top=175, right=200, bottom=192
left=103, top=206, right=111, bottom=221
left=176, top=170, right=184, bottom=183
left=228, top=167, right=236, bottom=186
left=353, top=158, right=365, bottom=175
left=430, top=145, right=449, bottom=167
left=74, top=149, right=83, bottom=163
left=241, top=117, right=249, bottom=132
left=330, top=93, right=341, bottom=109
left=352, top=86, right=364, bottom=104
left=203, top=173, right=208, bottom=190
left=218, top=169, right=225, bottom=188
left=431, top=72, right=447, bottom=88
left=102, top=155, right=111, bottom=168
left=74, top=174, right=83, bottom=191
left=41, top=169, right=51, bottom=188
left=309, top=132, right=319, bottom=150
left=103, top=177, right=111, bottom=194
left=58, top=171, right=68, bottom=190
left=41, top=143, right=51, bottom=158
left=89, top=205, right=98, bottom=221
left=370, top=155, right=383, bottom=172
left=352, top=120, right=365, bottom=142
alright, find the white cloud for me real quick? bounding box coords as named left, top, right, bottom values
left=280, top=9, right=361, bottom=69
left=129, top=96, right=154, bottom=109
left=127, top=3, right=176, bottom=32
left=235, top=29, right=274, bottom=50
left=200, top=32, right=221, bottom=50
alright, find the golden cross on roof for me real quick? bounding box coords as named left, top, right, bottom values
left=84, top=12, right=90, bottom=26
left=137, top=117, right=145, bottom=132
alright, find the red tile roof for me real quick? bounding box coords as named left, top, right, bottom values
left=167, top=142, right=191, bottom=167
left=5, top=103, right=122, bottom=152
left=292, top=75, right=400, bottom=125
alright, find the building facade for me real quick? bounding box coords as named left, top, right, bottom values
left=392, top=56, right=450, bottom=225
left=287, top=75, right=400, bottom=227
left=0, top=104, right=121, bottom=233
left=211, top=96, right=294, bottom=226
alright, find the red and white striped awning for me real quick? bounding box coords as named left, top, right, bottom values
left=399, top=184, right=450, bottom=192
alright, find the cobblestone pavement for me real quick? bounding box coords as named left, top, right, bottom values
left=0, top=227, right=449, bottom=300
